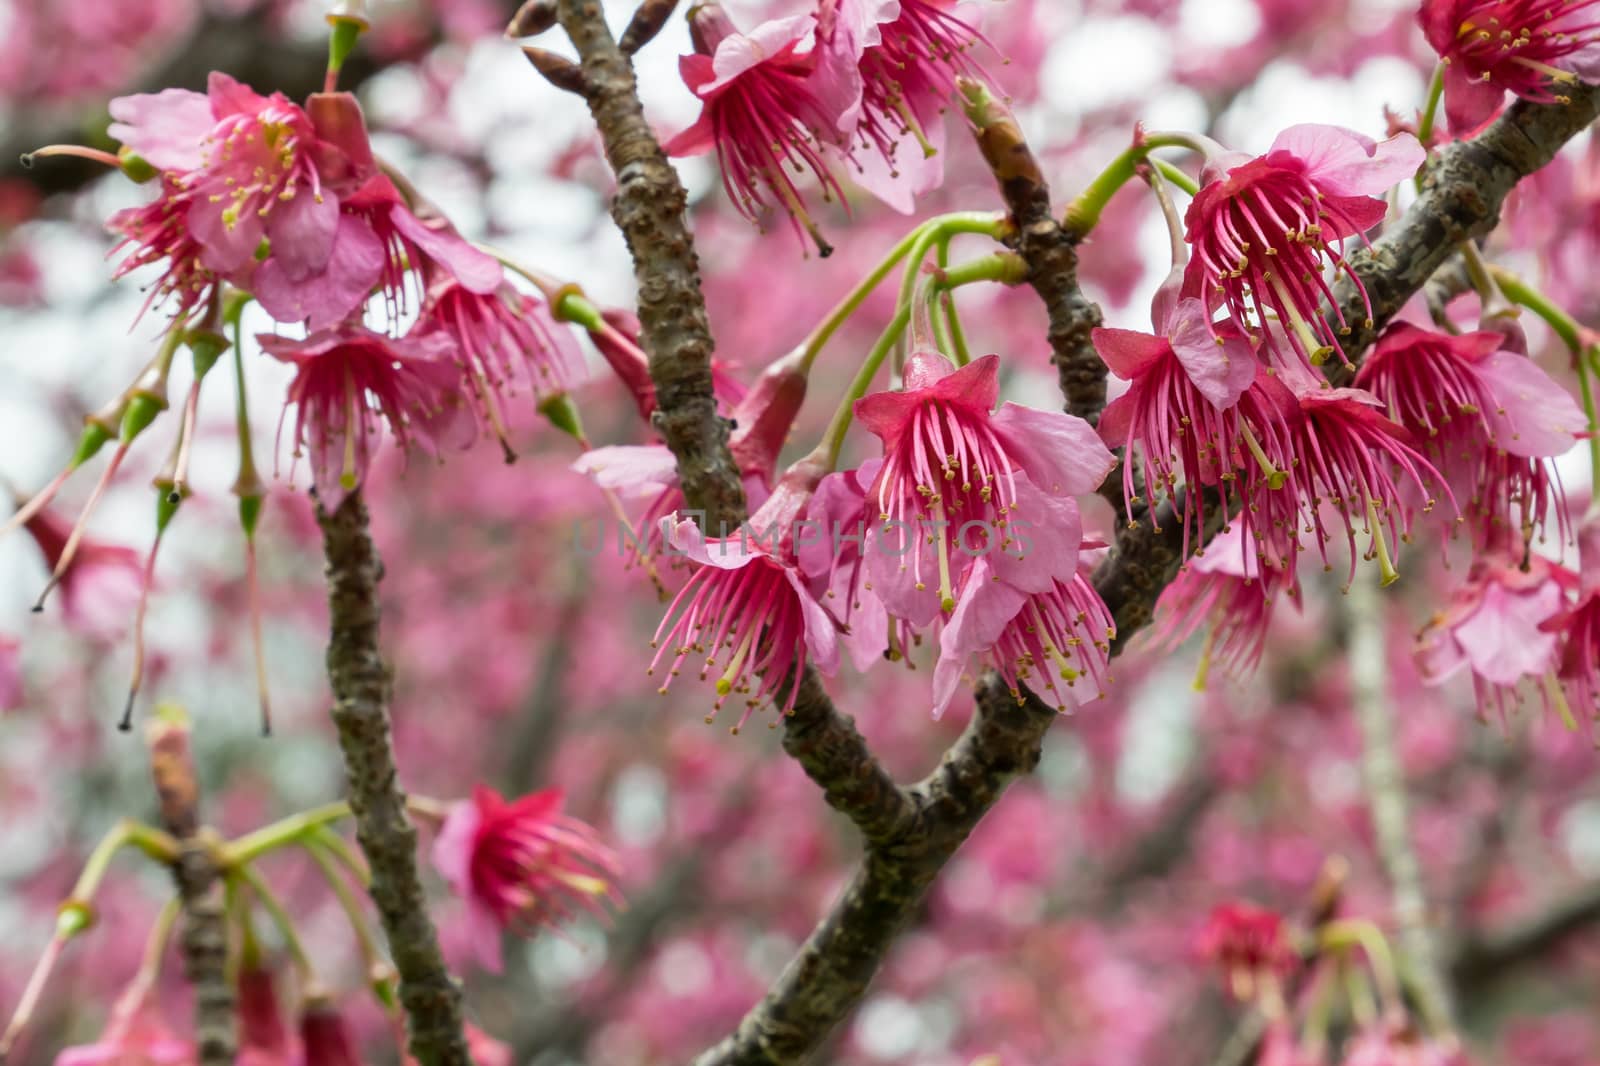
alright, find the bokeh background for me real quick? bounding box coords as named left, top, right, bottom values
left=2, top=0, right=1599, bottom=1063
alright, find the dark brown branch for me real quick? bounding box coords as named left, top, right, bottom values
left=554, top=0, right=746, bottom=531
left=145, top=714, right=233, bottom=1066
left=1328, top=86, right=1600, bottom=375
left=693, top=678, right=1057, bottom=1066
left=960, top=79, right=1105, bottom=426
left=318, top=492, right=469, bottom=1066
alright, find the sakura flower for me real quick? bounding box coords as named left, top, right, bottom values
left=258, top=326, right=474, bottom=507
left=296, top=1004, right=359, bottom=1066
left=856, top=349, right=1114, bottom=625
left=1195, top=901, right=1296, bottom=1001
left=665, top=4, right=862, bottom=254
left=1184, top=124, right=1423, bottom=367
left=432, top=785, right=620, bottom=973
left=23, top=509, right=143, bottom=639
left=109, top=74, right=337, bottom=280
left=1544, top=510, right=1600, bottom=724
left=55, top=985, right=194, bottom=1066
left=1274, top=380, right=1449, bottom=587
left=411, top=277, right=587, bottom=450
left=1095, top=296, right=1283, bottom=559
left=1416, top=548, right=1571, bottom=718
left=1420, top=0, right=1600, bottom=133
left=931, top=559, right=1114, bottom=717
left=1354, top=323, right=1581, bottom=545
left=1149, top=523, right=1294, bottom=686
left=651, top=462, right=840, bottom=727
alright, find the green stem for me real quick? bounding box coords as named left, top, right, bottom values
left=1319, top=918, right=1403, bottom=1016
left=233, top=866, right=317, bottom=985
left=936, top=236, right=973, bottom=366
left=892, top=214, right=1013, bottom=375
left=1151, top=157, right=1200, bottom=197
left=222, top=801, right=352, bottom=867
left=1062, top=133, right=1211, bottom=238
left=301, top=838, right=393, bottom=1002
left=1417, top=62, right=1445, bottom=152
left=817, top=253, right=1026, bottom=469
left=310, top=825, right=371, bottom=887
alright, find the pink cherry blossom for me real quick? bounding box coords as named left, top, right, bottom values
left=1149, top=523, right=1294, bottom=685
left=856, top=349, right=1113, bottom=625
left=1420, top=0, right=1600, bottom=133
left=1416, top=549, right=1571, bottom=717
left=1195, top=901, right=1295, bottom=1000
left=1354, top=322, right=1581, bottom=546
left=1185, top=124, right=1423, bottom=367
left=666, top=4, right=862, bottom=255
left=651, top=463, right=840, bottom=727
left=258, top=326, right=475, bottom=508
left=432, top=785, right=619, bottom=973
left=54, top=985, right=194, bottom=1066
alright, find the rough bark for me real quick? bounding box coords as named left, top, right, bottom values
left=555, top=0, right=746, bottom=532
left=147, top=721, right=234, bottom=1066
left=1327, top=85, right=1600, bottom=376
left=318, top=492, right=469, bottom=1066
left=962, top=81, right=1106, bottom=425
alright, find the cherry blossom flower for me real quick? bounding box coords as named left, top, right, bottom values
left=856, top=348, right=1113, bottom=627
left=1272, top=378, right=1449, bottom=587
left=1184, top=125, right=1423, bottom=367
left=55, top=985, right=194, bottom=1066
left=1196, top=901, right=1296, bottom=1000
left=931, top=560, right=1114, bottom=716
left=23, top=509, right=143, bottom=639
left=1354, top=323, right=1581, bottom=545
left=651, top=462, right=840, bottom=727
left=258, top=326, right=475, bottom=507
left=1149, top=524, right=1294, bottom=686
left=1420, top=0, right=1600, bottom=133
left=1416, top=547, right=1572, bottom=718
left=432, top=785, right=620, bottom=972
left=665, top=4, right=862, bottom=255
left=1095, top=296, right=1285, bottom=560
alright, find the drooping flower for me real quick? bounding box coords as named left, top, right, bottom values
left=23, top=508, right=143, bottom=639
left=1095, top=296, right=1287, bottom=561
left=1543, top=510, right=1600, bottom=724
left=1184, top=125, right=1423, bottom=367
left=296, top=1004, right=360, bottom=1066
left=856, top=349, right=1114, bottom=626
left=1149, top=523, right=1295, bottom=686
left=665, top=4, right=863, bottom=255
left=931, top=558, right=1115, bottom=717
left=1195, top=901, right=1296, bottom=1001
left=431, top=785, right=620, bottom=973
left=411, top=277, right=587, bottom=451
left=1416, top=547, right=1572, bottom=719
left=650, top=460, right=840, bottom=726
left=1353, top=323, right=1581, bottom=546
left=55, top=985, right=194, bottom=1066
left=1271, top=379, right=1449, bottom=587
left=1420, top=0, right=1600, bottom=133
left=257, top=326, right=475, bottom=507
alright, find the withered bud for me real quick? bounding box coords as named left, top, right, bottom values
left=523, top=47, right=587, bottom=96
left=145, top=704, right=199, bottom=836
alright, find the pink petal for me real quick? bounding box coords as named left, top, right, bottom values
left=707, top=14, right=817, bottom=91
left=787, top=569, right=841, bottom=675
left=1163, top=298, right=1258, bottom=409
left=990, top=403, right=1115, bottom=497
left=572, top=445, right=680, bottom=499
left=1092, top=326, right=1170, bottom=380
left=107, top=88, right=213, bottom=172
left=252, top=213, right=384, bottom=329
left=987, top=483, right=1081, bottom=593
left=1268, top=124, right=1423, bottom=198
left=431, top=801, right=483, bottom=899
left=1477, top=351, right=1585, bottom=458
left=264, top=190, right=341, bottom=281
left=1454, top=579, right=1562, bottom=685
left=388, top=206, right=503, bottom=294
left=1443, top=64, right=1505, bottom=134
left=933, top=557, right=1026, bottom=718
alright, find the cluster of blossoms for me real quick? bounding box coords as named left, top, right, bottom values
left=666, top=0, right=984, bottom=253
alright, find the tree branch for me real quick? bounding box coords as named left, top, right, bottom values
left=554, top=0, right=746, bottom=531
left=145, top=713, right=233, bottom=1066
left=318, top=491, right=469, bottom=1066
left=1328, top=86, right=1600, bottom=374
left=1347, top=578, right=1456, bottom=1035
left=1450, top=879, right=1600, bottom=991
left=960, top=80, right=1106, bottom=425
